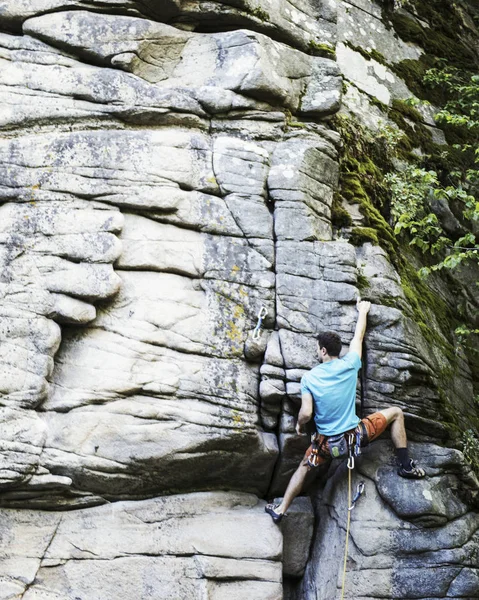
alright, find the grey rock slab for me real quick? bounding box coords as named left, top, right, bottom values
left=268, top=432, right=312, bottom=497
left=276, top=240, right=357, bottom=281
left=37, top=324, right=279, bottom=495
left=269, top=138, right=339, bottom=242
left=300, top=58, right=342, bottom=116
left=0, top=34, right=207, bottom=130
left=0, top=408, right=46, bottom=488
left=41, top=405, right=279, bottom=496
left=260, top=379, right=286, bottom=404
left=90, top=267, right=273, bottom=359
left=260, top=364, right=286, bottom=379
left=3, top=0, right=336, bottom=53
left=213, top=136, right=270, bottom=197
left=0, top=492, right=283, bottom=599
left=338, top=0, right=423, bottom=65
left=376, top=468, right=469, bottom=526
left=279, top=330, right=319, bottom=370
left=446, top=567, right=479, bottom=597
left=169, top=0, right=337, bottom=53
left=269, top=138, right=339, bottom=191
left=211, top=114, right=287, bottom=140
left=392, top=566, right=462, bottom=599
left=337, top=42, right=410, bottom=107
left=395, top=511, right=479, bottom=556
left=46, top=327, right=261, bottom=410
left=0, top=128, right=219, bottom=203
left=274, top=203, right=332, bottom=242
left=0, top=128, right=217, bottom=203
left=0, top=301, right=61, bottom=409
left=264, top=331, right=285, bottom=367
left=225, top=194, right=274, bottom=240
left=24, top=12, right=340, bottom=115
left=276, top=496, right=314, bottom=577
left=49, top=293, right=97, bottom=324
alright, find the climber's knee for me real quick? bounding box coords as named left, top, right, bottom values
left=380, top=406, right=404, bottom=425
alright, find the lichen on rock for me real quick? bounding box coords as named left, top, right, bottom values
left=0, top=0, right=478, bottom=599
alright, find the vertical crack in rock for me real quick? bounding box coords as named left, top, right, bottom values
left=0, top=1, right=478, bottom=599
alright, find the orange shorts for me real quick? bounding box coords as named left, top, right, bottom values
left=303, top=411, right=388, bottom=467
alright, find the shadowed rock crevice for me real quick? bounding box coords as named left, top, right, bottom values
left=0, top=0, right=478, bottom=599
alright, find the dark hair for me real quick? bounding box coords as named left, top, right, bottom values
left=316, top=331, right=341, bottom=357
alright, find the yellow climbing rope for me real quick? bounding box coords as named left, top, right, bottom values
left=340, top=466, right=352, bottom=600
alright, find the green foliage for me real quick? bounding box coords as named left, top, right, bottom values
left=386, top=167, right=451, bottom=255
left=462, top=429, right=479, bottom=473
left=391, top=98, right=423, bottom=122
left=385, top=65, right=479, bottom=277
left=455, top=325, right=479, bottom=354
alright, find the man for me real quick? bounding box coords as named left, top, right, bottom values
left=266, top=300, right=425, bottom=524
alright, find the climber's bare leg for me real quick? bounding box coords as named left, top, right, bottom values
left=380, top=407, right=407, bottom=448
left=274, top=461, right=310, bottom=515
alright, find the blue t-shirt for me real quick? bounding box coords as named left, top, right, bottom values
left=300, top=351, right=361, bottom=436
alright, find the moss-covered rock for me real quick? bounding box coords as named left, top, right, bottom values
left=308, top=40, right=336, bottom=59
left=349, top=227, right=379, bottom=246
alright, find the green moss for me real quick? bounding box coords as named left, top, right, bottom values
left=391, top=99, right=422, bottom=122
left=308, top=40, right=336, bottom=59
left=356, top=270, right=370, bottom=294
left=369, top=95, right=389, bottom=113
left=387, top=8, right=476, bottom=69
left=332, top=115, right=397, bottom=254
left=248, top=5, right=270, bottom=21
left=388, top=105, right=434, bottom=154
left=397, top=259, right=456, bottom=360
left=331, top=196, right=352, bottom=228
left=283, top=109, right=309, bottom=131
left=343, top=40, right=388, bottom=66
left=350, top=227, right=379, bottom=246
left=390, top=56, right=446, bottom=106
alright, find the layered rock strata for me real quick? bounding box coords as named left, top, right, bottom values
left=0, top=0, right=478, bottom=599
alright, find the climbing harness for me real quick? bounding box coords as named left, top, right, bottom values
left=252, top=305, right=268, bottom=340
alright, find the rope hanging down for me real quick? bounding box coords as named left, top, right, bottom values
left=340, top=435, right=365, bottom=598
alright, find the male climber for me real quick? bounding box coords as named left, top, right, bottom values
left=265, top=300, right=425, bottom=523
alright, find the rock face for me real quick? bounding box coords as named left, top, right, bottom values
left=0, top=0, right=478, bottom=599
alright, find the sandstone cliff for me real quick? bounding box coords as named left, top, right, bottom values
left=0, top=0, right=478, bottom=598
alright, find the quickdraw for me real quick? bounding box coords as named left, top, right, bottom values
left=252, top=305, right=268, bottom=340
left=348, top=481, right=365, bottom=511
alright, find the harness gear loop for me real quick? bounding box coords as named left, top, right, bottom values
left=347, top=433, right=355, bottom=470
left=252, top=305, right=268, bottom=340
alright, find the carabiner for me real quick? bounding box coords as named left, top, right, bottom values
left=348, top=481, right=365, bottom=511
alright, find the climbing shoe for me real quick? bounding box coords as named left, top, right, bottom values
left=397, top=459, right=426, bottom=479
left=265, top=503, right=284, bottom=524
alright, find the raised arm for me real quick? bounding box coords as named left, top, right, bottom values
left=349, top=300, right=371, bottom=358
left=295, top=391, right=313, bottom=435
